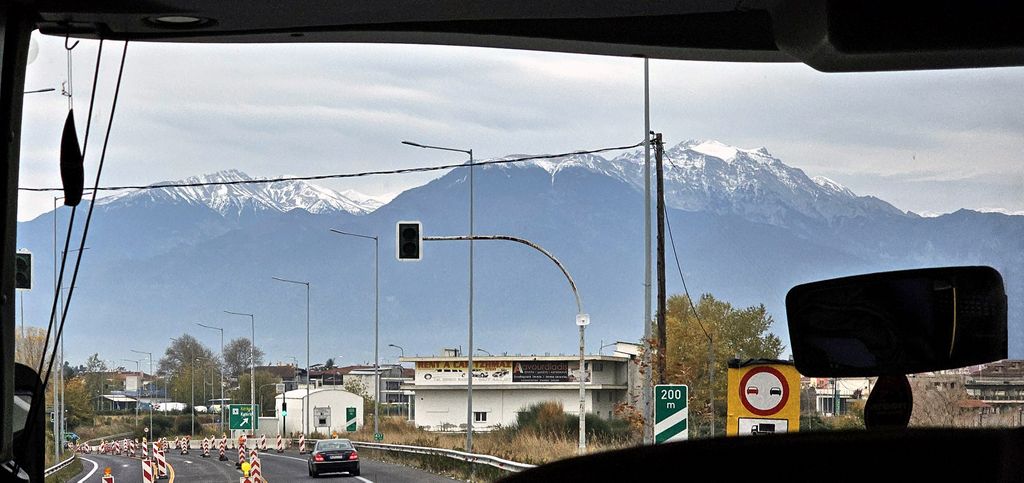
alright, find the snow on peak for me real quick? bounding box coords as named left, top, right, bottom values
left=812, top=176, right=855, bottom=197
left=676, top=139, right=772, bottom=163
left=98, top=170, right=384, bottom=216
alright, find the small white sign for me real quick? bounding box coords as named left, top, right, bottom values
left=737, top=418, right=789, bottom=435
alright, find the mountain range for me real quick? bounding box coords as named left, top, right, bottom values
left=15, top=140, right=1024, bottom=365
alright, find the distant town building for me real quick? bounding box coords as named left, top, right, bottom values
left=401, top=347, right=637, bottom=432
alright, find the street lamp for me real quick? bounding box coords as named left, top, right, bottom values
left=388, top=344, right=405, bottom=359
left=130, top=349, right=154, bottom=436
left=422, top=234, right=588, bottom=452
left=271, top=277, right=311, bottom=437
left=402, top=139, right=475, bottom=452
left=328, top=228, right=381, bottom=437
left=196, top=322, right=226, bottom=434
left=121, top=359, right=142, bottom=427
left=191, top=357, right=205, bottom=438
left=225, top=310, right=256, bottom=433
left=475, top=349, right=492, bottom=356
left=258, top=383, right=281, bottom=418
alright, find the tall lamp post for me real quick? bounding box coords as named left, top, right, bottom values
left=388, top=344, right=404, bottom=359
left=328, top=228, right=381, bottom=437
left=196, top=322, right=225, bottom=434
left=402, top=140, right=475, bottom=452
left=225, top=310, right=256, bottom=433
left=271, top=277, right=311, bottom=437
left=130, top=349, right=153, bottom=436
left=121, top=359, right=142, bottom=427
left=422, top=234, right=588, bottom=452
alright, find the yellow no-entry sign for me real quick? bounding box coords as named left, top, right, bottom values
left=726, top=359, right=801, bottom=436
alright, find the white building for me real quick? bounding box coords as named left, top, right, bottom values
left=273, top=387, right=365, bottom=437
left=402, top=351, right=635, bottom=431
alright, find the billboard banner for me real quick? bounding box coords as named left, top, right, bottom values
left=513, top=361, right=590, bottom=383
left=415, top=360, right=512, bottom=385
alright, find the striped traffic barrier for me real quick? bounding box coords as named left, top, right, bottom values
left=141, top=437, right=148, bottom=459
left=201, top=437, right=210, bottom=458
left=276, top=434, right=283, bottom=453
left=155, top=442, right=168, bottom=479
left=101, top=465, right=115, bottom=483
left=219, top=437, right=228, bottom=461
left=142, top=459, right=154, bottom=483
left=237, top=445, right=246, bottom=468
left=249, top=448, right=262, bottom=483
left=298, top=434, right=306, bottom=454
left=259, top=434, right=267, bottom=452
left=181, top=436, right=190, bottom=455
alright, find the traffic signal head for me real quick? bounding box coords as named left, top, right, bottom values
left=281, top=401, right=287, bottom=416
left=15, top=252, right=31, bottom=290
left=396, top=221, right=422, bottom=261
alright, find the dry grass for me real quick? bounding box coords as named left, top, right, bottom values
left=348, top=416, right=633, bottom=466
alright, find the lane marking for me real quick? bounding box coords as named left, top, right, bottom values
left=259, top=452, right=372, bottom=483
left=76, top=457, right=99, bottom=483
left=168, top=460, right=176, bottom=483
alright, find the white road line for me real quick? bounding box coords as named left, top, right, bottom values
left=259, top=452, right=374, bottom=483
left=76, top=457, right=99, bottom=483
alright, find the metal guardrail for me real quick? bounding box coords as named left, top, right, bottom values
left=351, top=441, right=537, bottom=473
left=44, top=454, right=76, bottom=478
left=290, top=438, right=534, bottom=473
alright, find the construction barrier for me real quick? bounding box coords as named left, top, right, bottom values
left=201, top=437, right=210, bottom=458
left=154, top=442, right=168, bottom=479
left=250, top=449, right=262, bottom=483
left=258, top=434, right=267, bottom=452
left=276, top=435, right=283, bottom=453
left=237, top=445, right=246, bottom=468
left=141, top=438, right=148, bottom=460
left=142, top=459, right=154, bottom=483
left=219, top=437, right=228, bottom=461
left=181, top=436, right=190, bottom=455
left=298, top=435, right=306, bottom=454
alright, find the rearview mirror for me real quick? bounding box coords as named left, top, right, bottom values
left=786, top=266, right=1007, bottom=377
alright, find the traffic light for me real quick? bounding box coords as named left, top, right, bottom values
left=15, top=251, right=31, bottom=290
left=281, top=401, right=287, bottom=416
left=396, top=221, right=422, bottom=261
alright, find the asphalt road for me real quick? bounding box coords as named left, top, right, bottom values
left=68, top=447, right=457, bottom=482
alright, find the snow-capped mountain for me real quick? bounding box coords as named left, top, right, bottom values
left=96, top=169, right=382, bottom=216
left=490, top=139, right=908, bottom=230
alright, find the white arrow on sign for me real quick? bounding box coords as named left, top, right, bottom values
left=241, top=417, right=249, bottom=427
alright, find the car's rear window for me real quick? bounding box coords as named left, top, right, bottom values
left=317, top=440, right=354, bottom=451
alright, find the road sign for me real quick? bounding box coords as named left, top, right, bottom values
left=346, top=407, right=357, bottom=432
left=727, top=359, right=800, bottom=436
left=654, top=384, right=688, bottom=443
left=373, top=433, right=383, bottom=442
left=229, top=404, right=260, bottom=430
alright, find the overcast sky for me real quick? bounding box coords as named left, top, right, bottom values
left=17, top=33, right=1024, bottom=221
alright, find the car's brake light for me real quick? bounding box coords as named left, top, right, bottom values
left=314, top=453, right=324, bottom=462
left=350, top=450, right=358, bottom=460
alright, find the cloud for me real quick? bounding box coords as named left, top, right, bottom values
left=15, top=33, right=1024, bottom=221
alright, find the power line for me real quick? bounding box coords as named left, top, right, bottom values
left=18, top=141, right=646, bottom=193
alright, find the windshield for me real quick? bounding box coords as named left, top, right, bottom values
left=317, top=440, right=353, bottom=451
left=14, top=31, right=1022, bottom=474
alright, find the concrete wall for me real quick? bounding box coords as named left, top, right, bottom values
left=414, top=388, right=624, bottom=431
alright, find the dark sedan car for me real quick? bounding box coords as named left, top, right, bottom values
left=308, top=439, right=360, bottom=477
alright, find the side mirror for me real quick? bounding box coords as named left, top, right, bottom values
left=786, top=266, right=1007, bottom=377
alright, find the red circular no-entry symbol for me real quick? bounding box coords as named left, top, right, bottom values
left=738, top=366, right=790, bottom=416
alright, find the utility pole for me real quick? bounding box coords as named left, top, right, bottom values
left=655, top=132, right=667, bottom=385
